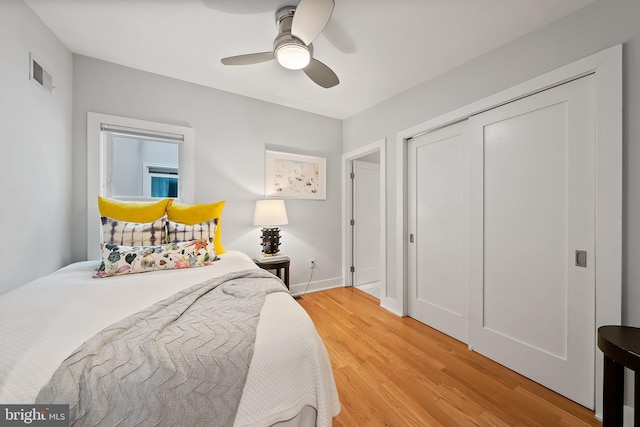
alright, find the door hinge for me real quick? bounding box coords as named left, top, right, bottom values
left=350, top=172, right=355, bottom=179
left=350, top=266, right=355, bottom=273
left=350, top=219, right=355, bottom=226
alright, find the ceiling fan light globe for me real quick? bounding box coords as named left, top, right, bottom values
left=275, top=43, right=311, bottom=70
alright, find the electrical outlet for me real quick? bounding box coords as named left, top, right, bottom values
left=309, top=258, right=316, bottom=268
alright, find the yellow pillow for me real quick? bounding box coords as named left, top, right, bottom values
left=167, top=200, right=226, bottom=254
left=97, top=196, right=172, bottom=223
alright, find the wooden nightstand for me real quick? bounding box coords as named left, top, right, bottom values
left=254, top=256, right=290, bottom=289
left=598, top=325, right=640, bottom=426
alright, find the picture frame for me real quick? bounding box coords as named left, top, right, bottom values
left=265, top=150, right=326, bottom=200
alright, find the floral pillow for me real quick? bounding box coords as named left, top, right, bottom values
left=95, top=238, right=214, bottom=278
left=101, top=216, right=166, bottom=247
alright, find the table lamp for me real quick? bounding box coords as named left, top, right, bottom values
left=252, top=199, right=288, bottom=256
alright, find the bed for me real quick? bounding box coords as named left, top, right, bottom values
left=0, top=251, right=340, bottom=426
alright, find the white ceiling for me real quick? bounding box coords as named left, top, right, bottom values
left=25, top=0, right=595, bottom=119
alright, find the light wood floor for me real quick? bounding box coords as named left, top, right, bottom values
left=296, top=287, right=601, bottom=427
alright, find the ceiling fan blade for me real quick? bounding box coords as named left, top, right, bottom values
left=221, top=52, right=275, bottom=66
left=303, top=58, right=339, bottom=88
left=291, top=0, right=334, bottom=45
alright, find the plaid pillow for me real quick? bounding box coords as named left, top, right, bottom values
left=166, top=218, right=218, bottom=244
left=101, top=216, right=166, bottom=247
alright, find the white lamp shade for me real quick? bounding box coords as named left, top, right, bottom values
left=253, top=200, right=289, bottom=226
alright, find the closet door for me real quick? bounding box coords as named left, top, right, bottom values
left=468, top=75, right=596, bottom=408
left=408, top=122, right=468, bottom=343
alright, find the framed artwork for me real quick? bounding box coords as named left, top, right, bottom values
left=265, top=150, right=326, bottom=200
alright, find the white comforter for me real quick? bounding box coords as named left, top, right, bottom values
left=0, top=251, right=340, bottom=426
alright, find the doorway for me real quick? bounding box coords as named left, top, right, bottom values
left=342, top=140, right=386, bottom=301
left=353, top=157, right=381, bottom=297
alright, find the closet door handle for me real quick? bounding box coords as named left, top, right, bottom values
left=575, top=250, right=587, bottom=268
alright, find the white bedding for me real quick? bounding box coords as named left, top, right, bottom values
left=0, top=251, right=340, bottom=426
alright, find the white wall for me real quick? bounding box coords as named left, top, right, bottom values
left=345, top=0, right=639, bottom=323
left=0, top=0, right=73, bottom=294
left=343, top=0, right=639, bottom=411
left=72, top=56, right=343, bottom=289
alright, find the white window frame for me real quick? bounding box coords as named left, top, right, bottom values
left=87, top=112, right=194, bottom=259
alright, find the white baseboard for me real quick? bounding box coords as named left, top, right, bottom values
left=380, top=297, right=403, bottom=317
left=290, top=277, right=343, bottom=296
left=380, top=298, right=402, bottom=317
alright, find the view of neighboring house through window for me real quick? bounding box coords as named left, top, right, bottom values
left=102, top=125, right=182, bottom=200
left=147, top=165, right=178, bottom=198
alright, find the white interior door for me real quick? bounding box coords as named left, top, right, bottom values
left=353, top=160, right=380, bottom=286
left=408, top=122, right=468, bottom=343
left=469, top=75, right=596, bottom=408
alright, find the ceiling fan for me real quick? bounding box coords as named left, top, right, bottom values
left=220, top=0, right=339, bottom=89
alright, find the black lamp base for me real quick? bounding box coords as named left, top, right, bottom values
left=260, top=227, right=282, bottom=255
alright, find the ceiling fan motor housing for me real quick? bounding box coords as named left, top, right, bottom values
left=275, top=6, right=297, bottom=30
left=274, top=6, right=312, bottom=69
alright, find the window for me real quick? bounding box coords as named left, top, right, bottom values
left=102, top=124, right=182, bottom=200
left=87, top=112, right=194, bottom=259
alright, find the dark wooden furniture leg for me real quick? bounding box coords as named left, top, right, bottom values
left=253, top=258, right=290, bottom=290
left=602, top=354, right=624, bottom=427
left=636, top=371, right=640, bottom=427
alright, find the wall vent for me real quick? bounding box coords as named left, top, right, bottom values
left=29, top=53, right=54, bottom=93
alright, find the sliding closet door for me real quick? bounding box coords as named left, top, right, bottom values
left=469, top=75, right=596, bottom=408
left=408, top=122, right=468, bottom=343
